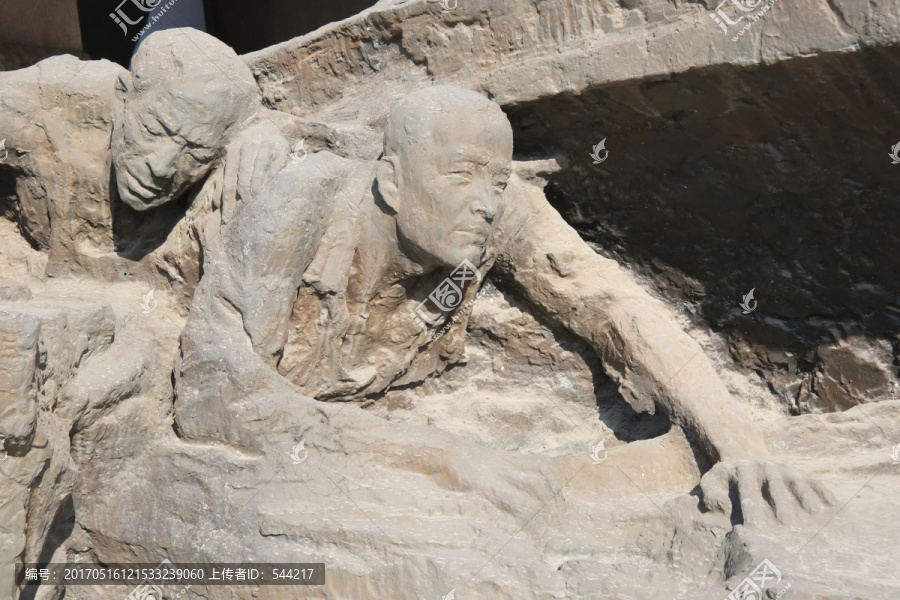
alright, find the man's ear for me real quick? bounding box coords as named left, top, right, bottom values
left=376, top=155, right=400, bottom=213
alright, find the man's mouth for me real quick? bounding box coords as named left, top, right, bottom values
left=457, top=226, right=490, bottom=240
left=121, top=167, right=163, bottom=200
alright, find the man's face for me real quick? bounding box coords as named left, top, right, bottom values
left=112, top=82, right=224, bottom=210
left=395, top=111, right=513, bottom=268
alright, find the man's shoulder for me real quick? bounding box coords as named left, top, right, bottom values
left=1, top=55, right=123, bottom=140
left=301, top=151, right=368, bottom=177
left=1, top=55, right=123, bottom=97
left=265, top=151, right=373, bottom=203
left=492, top=165, right=555, bottom=244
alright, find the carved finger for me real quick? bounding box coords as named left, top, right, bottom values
left=237, top=141, right=259, bottom=201
left=251, top=143, right=276, bottom=196
left=811, top=478, right=837, bottom=506
left=785, top=468, right=824, bottom=514
left=700, top=463, right=732, bottom=514
left=762, top=462, right=794, bottom=525
left=222, top=142, right=242, bottom=219
left=735, top=462, right=766, bottom=528
left=259, top=140, right=289, bottom=198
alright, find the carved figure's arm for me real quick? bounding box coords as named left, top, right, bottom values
left=493, top=167, right=834, bottom=526
left=494, top=168, right=766, bottom=465
left=175, top=163, right=331, bottom=449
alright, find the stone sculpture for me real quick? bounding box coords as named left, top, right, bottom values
left=0, top=29, right=294, bottom=300
left=174, top=80, right=834, bottom=524
left=2, top=5, right=899, bottom=598
left=111, top=30, right=288, bottom=214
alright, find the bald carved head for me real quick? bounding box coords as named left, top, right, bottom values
left=378, top=86, right=514, bottom=269
left=112, top=28, right=261, bottom=211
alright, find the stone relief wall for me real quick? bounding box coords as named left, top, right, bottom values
left=0, top=1, right=899, bottom=599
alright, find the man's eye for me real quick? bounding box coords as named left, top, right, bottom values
left=494, top=181, right=508, bottom=192
left=187, top=146, right=213, bottom=162
left=141, top=119, right=163, bottom=137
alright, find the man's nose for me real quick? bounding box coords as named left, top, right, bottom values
left=470, top=173, right=497, bottom=221
left=145, top=145, right=179, bottom=180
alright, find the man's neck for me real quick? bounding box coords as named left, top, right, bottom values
left=357, top=192, right=433, bottom=293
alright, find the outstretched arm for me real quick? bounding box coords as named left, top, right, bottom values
left=495, top=169, right=764, bottom=464
left=494, top=166, right=833, bottom=524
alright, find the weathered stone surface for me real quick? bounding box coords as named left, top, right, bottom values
left=244, top=0, right=900, bottom=419
left=0, top=312, right=39, bottom=446
left=808, top=337, right=895, bottom=412
left=0, top=300, right=116, bottom=599
left=246, top=0, right=899, bottom=148
left=1, top=2, right=899, bottom=599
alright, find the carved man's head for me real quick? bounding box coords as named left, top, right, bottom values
left=112, top=29, right=260, bottom=211
left=377, top=86, right=513, bottom=269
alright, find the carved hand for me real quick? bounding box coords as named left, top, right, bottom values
left=223, top=118, right=290, bottom=217
left=699, top=458, right=836, bottom=527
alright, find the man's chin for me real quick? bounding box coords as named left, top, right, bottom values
left=117, top=185, right=155, bottom=211
left=440, top=245, right=486, bottom=269
left=116, top=177, right=174, bottom=212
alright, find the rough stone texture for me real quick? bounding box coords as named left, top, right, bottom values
left=809, top=337, right=896, bottom=412
left=0, top=298, right=116, bottom=598
left=514, top=51, right=900, bottom=418
left=244, top=0, right=900, bottom=417
left=245, top=0, right=899, bottom=147
left=0, top=1, right=899, bottom=600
